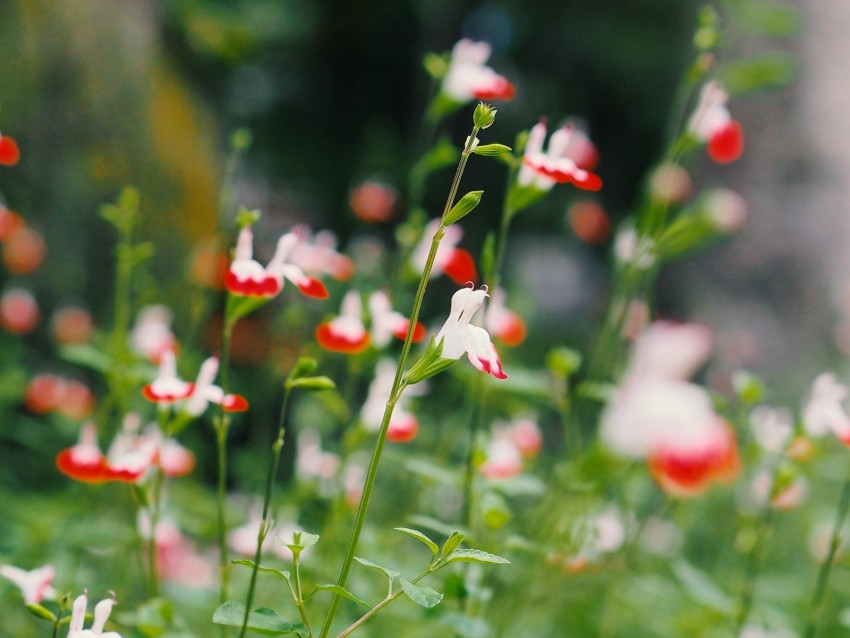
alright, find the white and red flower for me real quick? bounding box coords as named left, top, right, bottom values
left=688, top=81, right=744, bottom=164
left=183, top=356, right=249, bottom=416
left=289, top=226, right=355, bottom=282
left=141, top=350, right=194, bottom=404
left=68, top=591, right=121, bottom=638
left=519, top=120, right=602, bottom=192
left=130, top=306, right=177, bottom=364
left=436, top=286, right=507, bottom=379
left=484, top=287, right=526, bottom=347
left=225, top=227, right=328, bottom=299
left=442, top=39, right=515, bottom=103
left=360, top=359, right=425, bottom=443
left=412, top=219, right=478, bottom=285
left=600, top=321, right=740, bottom=497
left=0, top=564, right=56, bottom=604
left=316, top=291, right=425, bottom=354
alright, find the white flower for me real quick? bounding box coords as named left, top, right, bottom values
left=436, top=286, right=507, bottom=379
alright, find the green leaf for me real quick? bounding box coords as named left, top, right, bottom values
left=212, top=601, right=305, bottom=635
left=412, top=137, right=459, bottom=181
left=353, top=557, right=399, bottom=580
left=670, top=560, right=735, bottom=615
left=439, top=531, right=465, bottom=562
left=721, top=53, right=796, bottom=93
left=394, top=527, right=439, bottom=557
left=423, top=52, right=449, bottom=79
left=25, top=603, right=57, bottom=622
left=444, top=190, right=483, bottom=226
left=285, top=376, right=336, bottom=392
left=288, top=357, right=318, bottom=381
left=59, top=344, right=116, bottom=373
left=472, top=143, right=512, bottom=156
left=399, top=578, right=443, bottom=609
left=446, top=548, right=511, bottom=565
left=232, top=559, right=292, bottom=583
left=308, top=584, right=369, bottom=608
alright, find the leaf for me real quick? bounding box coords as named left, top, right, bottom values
left=288, top=357, right=318, bottom=381
left=439, top=531, right=465, bottom=562
left=443, top=190, right=483, bottom=226
left=472, top=143, right=512, bottom=156
left=446, top=548, right=511, bottom=565
left=25, top=603, right=57, bottom=622
left=59, top=344, right=115, bottom=373
left=395, top=527, right=439, bottom=557
left=309, top=584, right=369, bottom=608
left=399, top=578, right=443, bottom=609
left=354, top=557, right=400, bottom=580
left=412, top=137, right=459, bottom=180
left=212, top=601, right=305, bottom=636
left=232, top=559, right=291, bottom=583
left=285, top=376, right=336, bottom=392
left=721, top=53, right=796, bottom=93
left=670, top=560, right=735, bottom=615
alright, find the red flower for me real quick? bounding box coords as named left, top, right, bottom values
left=0, top=135, right=20, bottom=166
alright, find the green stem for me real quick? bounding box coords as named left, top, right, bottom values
left=216, top=321, right=236, bottom=606
left=238, top=387, right=295, bottom=638
left=804, top=473, right=850, bottom=638
left=292, top=552, right=313, bottom=637
left=318, top=125, right=481, bottom=638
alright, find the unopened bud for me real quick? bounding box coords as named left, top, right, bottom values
left=473, top=102, right=497, bottom=129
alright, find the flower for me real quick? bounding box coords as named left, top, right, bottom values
left=316, top=291, right=426, bottom=354
left=441, top=39, right=515, bottom=103
left=600, top=321, right=740, bottom=497
left=0, top=133, right=20, bottom=166
left=349, top=180, right=397, bottom=223
left=141, top=350, right=194, bottom=403
left=484, top=287, right=526, bottom=347
left=0, top=287, right=39, bottom=334
left=368, top=290, right=426, bottom=348
left=412, top=219, right=478, bottom=285
left=288, top=226, right=355, bottom=282
left=518, top=120, right=602, bottom=191
left=225, top=227, right=328, bottom=299
left=295, top=429, right=341, bottom=489
left=435, top=286, right=507, bottom=379
left=130, top=306, right=177, bottom=364
left=687, top=81, right=744, bottom=163
left=802, top=373, right=850, bottom=443
left=360, top=359, right=425, bottom=443
left=68, top=591, right=122, bottom=638
left=182, top=356, right=249, bottom=415
left=0, top=564, right=56, bottom=604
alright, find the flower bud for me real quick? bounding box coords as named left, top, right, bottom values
left=473, top=102, right=497, bottom=129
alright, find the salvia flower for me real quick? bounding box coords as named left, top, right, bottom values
left=141, top=350, right=194, bottom=404
left=360, top=359, right=425, bottom=443
left=519, top=120, right=602, bottom=192
left=0, top=564, right=56, bottom=604
left=316, top=291, right=426, bottom=354
left=183, top=356, right=249, bottom=415
left=484, top=287, right=526, bottom=347
left=435, top=285, right=507, bottom=380
left=802, top=372, right=850, bottom=444
left=441, top=39, right=515, bottom=103
left=68, top=591, right=122, bottom=638
left=687, top=80, right=744, bottom=164
left=130, top=305, right=177, bottom=364
left=412, top=219, right=478, bottom=285
left=600, top=321, right=740, bottom=497
left=225, top=227, right=328, bottom=299
left=288, top=226, right=355, bottom=282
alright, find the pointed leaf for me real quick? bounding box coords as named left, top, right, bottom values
left=399, top=578, right=443, bottom=609
left=288, top=357, right=318, bottom=381
left=670, top=560, right=735, bottom=614
left=472, top=143, right=512, bottom=157
left=439, top=531, right=465, bottom=562
left=446, top=548, right=510, bottom=565
left=354, top=557, right=399, bottom=580
left=308, top=584, right=369, bottom=608
left=395, top=527, right=439, bottom=557
left=444, top=190, right=483, bottom=226
left=213, top=601, right=305, bottom=635
left=26, top=603, right=57, bottom=622
left=232, top=559, right=291, bottom=583
left=285, top=376, right=336, bottom=392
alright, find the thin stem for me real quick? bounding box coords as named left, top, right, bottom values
left=733, top=507, right=774, bottom=633
left=318, top=125, right=481, bottom=638
left=238, top=388, right=294, bottom=638
left=292, top=552, right=313, bottom=637
left=216, top=321, right=235, bottom=605
left=804, top=473, right=850, bottom=638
